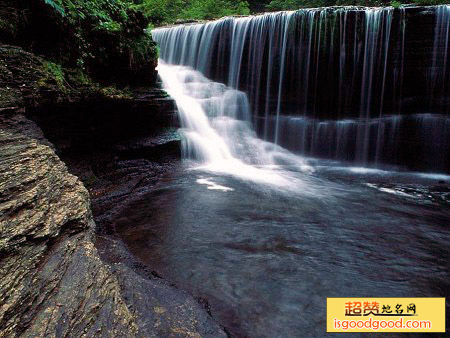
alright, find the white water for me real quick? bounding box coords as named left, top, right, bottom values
left=157, top=62, right=313, bottom=187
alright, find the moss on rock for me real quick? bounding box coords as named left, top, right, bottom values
left=0, top=45, right=136, bottom=112
left=37, top=61, right=66, bottom=92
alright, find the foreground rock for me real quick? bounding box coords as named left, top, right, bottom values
left=0, top=116, right=138, bottom=336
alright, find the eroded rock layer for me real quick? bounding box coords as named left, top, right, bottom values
left=0, top=117, right=139, bottom=337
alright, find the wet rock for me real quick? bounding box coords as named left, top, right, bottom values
left=0, top=119, right=138, bottom=337
left=114, top=130, right=181, bottom=161
left=25, top=87, right=178, bottom=154
left=97, top=236, right=227, bottom=338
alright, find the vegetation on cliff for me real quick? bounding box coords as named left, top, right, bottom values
left=0, top=0, right=157, bottom=85
left=134, top=0, right=250, bottom=25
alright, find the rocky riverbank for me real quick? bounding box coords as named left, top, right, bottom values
left=0, top=42, right=226, bottom=337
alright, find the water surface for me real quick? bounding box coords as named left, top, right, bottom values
left=117, top=163, right=449, bottom=337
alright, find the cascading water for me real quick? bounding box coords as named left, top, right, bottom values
left=429, top=5, right=450, bottom=110
left=153, top=5, right=450, bottom=173
left=157, top=62, right=312, bottom=187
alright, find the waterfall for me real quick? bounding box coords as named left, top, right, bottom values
left=157, top=62, right=312, bottom=186
left=153, top=6, right=450, bottom=173
left=429, top=5, right=450, bottom=111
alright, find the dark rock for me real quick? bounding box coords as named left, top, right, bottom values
left=97, top=236, right=227, bottom=338
left=0, top=44, right=118, bottom=110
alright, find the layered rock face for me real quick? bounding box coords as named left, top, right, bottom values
left=0, top=45, right=225, bottom=337
left=0, top=115, right=139, bottom=336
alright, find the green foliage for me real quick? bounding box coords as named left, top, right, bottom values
left=65, top=68, right=92, bottom=86
left=95, top=21, right=122, bottom=32
left=266, top=0, right=335, bottom=10
left=44, top=61, right=65, bottom=87
left=39, top=0, right=450, bottom=34
left=135, top=0, right=250, bottom=25
left=44, top=0, right=65, bottom=16
left=133, top=0, right=186, bottom=25
left=180, top=0, right=250, bottom=20
left=38, top=61, right=66, bottom=90
left=48, top=0, right=129, bottom=28
left=267, top=0, right=305, bottom=10
left=37, top=0, right=157, bottom=83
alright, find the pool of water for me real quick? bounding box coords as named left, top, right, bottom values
left=116, top=162, right=449, bottom=337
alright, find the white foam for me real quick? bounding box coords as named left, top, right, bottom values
left=378, top=187, right=414, bottom=198
left=415, top=173, right=450, bottom=181
left=366, top=184, right=415, bottom=198
left=348, top=167, right=389, bottom=175
left=196, top=178, right=234, bottom=192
